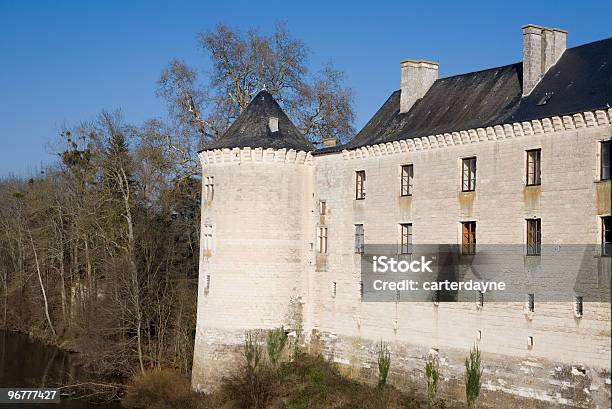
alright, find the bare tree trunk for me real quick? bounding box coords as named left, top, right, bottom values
left=1, top=269, right=7, bottom=329
left=84, top=236, right=93, bottom=310
left=28, top=230, right=57, bottom=340
left=54, top=210, right=68, bottom=327
left=117, top=168, right=145, bottom=374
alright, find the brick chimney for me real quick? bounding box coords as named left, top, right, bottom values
left=522, top=24, right=566, bottom=96
left=400, top=60, right=438, bottom=114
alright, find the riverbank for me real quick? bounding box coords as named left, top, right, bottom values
left=0, top=330, right=123, bottom=408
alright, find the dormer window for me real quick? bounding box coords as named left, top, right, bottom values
left=268, top=117, right=279, bottom=133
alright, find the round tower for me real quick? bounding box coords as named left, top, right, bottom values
left=192, top=91, right=314, bottom=391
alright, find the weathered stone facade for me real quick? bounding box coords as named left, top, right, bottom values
left=192, top=26, right=612, bottom=408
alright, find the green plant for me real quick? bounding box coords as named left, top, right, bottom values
left=464, top=345, right=483, bottom=409
left=291, top=326, right=303, bottom=362
left=425, top=353, right=440, bottom=409
left=227, top=331, right=274, bottom=409
left=377, top=341, right=391, bottom=388
left=266, top=326, right=288, bottom=368
left=244, top=331, right=263, bottom=372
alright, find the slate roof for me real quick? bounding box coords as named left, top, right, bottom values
left=508, top=37, right=612, bottom=122
left=201, top=37, right=612, bottom=154
left=199, top=90, right=313, bottom=152
left=318, top=36, right=612, bottom=154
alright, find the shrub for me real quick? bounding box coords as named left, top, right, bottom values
left=244, top=330, right=263, bottom=372
left=223, top=331, right=275, bottom=409
left=464, top=345, right=483, bottom=409
left=122, top=369, right=201, bottom=409
left=425, top=353, right=440, bottom=409
left=266, top=326, right=288, bottom=368
left=376, top=341, right=391, bottom=388
left=290, top=326, right=303, bottom=362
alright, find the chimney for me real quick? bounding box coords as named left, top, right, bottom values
left=400, top=60, right=438, bottom=114
left=522, top=24, right=566, bottom=96
left=322, top=137, right=337, bottom=148
left=268, top=117, right=279, bottom=133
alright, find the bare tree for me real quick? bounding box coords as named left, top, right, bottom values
left=157, top=22, right=355, bottom=150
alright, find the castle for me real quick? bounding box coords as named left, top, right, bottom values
left=192, top=24, right=612, bottom=408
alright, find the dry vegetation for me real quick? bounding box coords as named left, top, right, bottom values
left=123, top=353, right=434, bottom=409
left=123, top=329, right=468, bottom=409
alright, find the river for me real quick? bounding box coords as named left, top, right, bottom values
left=0, top=330, right=122, bottom=408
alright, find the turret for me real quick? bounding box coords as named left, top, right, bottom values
left=191, top=91, right=314, bottom=391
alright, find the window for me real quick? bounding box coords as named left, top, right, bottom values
left=359, top=281, right=363, bottom=299
left=601, top=140, right=611, bottom=180
left=526, top=219, right=541, bottom=255
left=319, top=200, right=326, bottom=215
left=203, top=224, right=213, bottom=252
left=603, top=216, right=611, bottom=256
left=355, top=171, right=366, bottom=199
left=462, top=157, right=477, bottom=191
left=354, top=224, right=364, bottom=253
left=332, top=282, right=337, bottom=298
left=432, top=290, right=440, bottom=306
left=205, top=275, right=211, bottom=290
left=526, top=149, right=541, bottom=185
left=401, top=165, right=413, bottom=196
left=400, top=223, right=413, bottom=254
left=574, top=296, right=583, bottom=317
left=317, top=227, right=328, bottom=253
left=526, top=294, right=535, bottom=312
left=461, top=221, right=476, bottom=255
left=204, top=176, right=214, bottom=201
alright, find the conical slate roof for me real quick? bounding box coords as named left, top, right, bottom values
left=200, top=90, right=313, bottom=152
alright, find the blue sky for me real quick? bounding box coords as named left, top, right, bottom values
left=1, top=0, right=611, bottom=176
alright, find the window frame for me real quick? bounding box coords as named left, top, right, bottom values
left=461, top=221, right=476, bottom=255
left=319, top=200, right=326, bottom=216
left=401, top=164, right=414, bottom=196
left=203, top=224, right=214, bottom=252
left=526, top=218, right=542, bottom=256
left=601, top=140, right=611, bottom=181
left=204, top=176, right=215, bottom=201
left=355, top=170, right=366, bottom=200
left=602, top=216, right=611, bottom=256
left=354, top=224, right=365, bottom=254
left=461, top=157, right=477, bottom=192
left=317, top=226, right=328, bottom=253
left=526, top=293, right=535, bottom=312
left=526, top=149, right=541, bottom=186
left=574, top=296, right=584, bottom=317
left=400, top=223, right=413, bottom=254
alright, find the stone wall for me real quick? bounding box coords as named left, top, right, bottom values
left=308, top=112, right=612, bottom=407
left=193, top=111, right=612, bottom=407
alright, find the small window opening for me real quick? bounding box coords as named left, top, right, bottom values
left=526, top=294, right=535, bottom=312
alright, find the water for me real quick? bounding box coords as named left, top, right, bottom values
left=0, top=330, right=122, bottom=408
